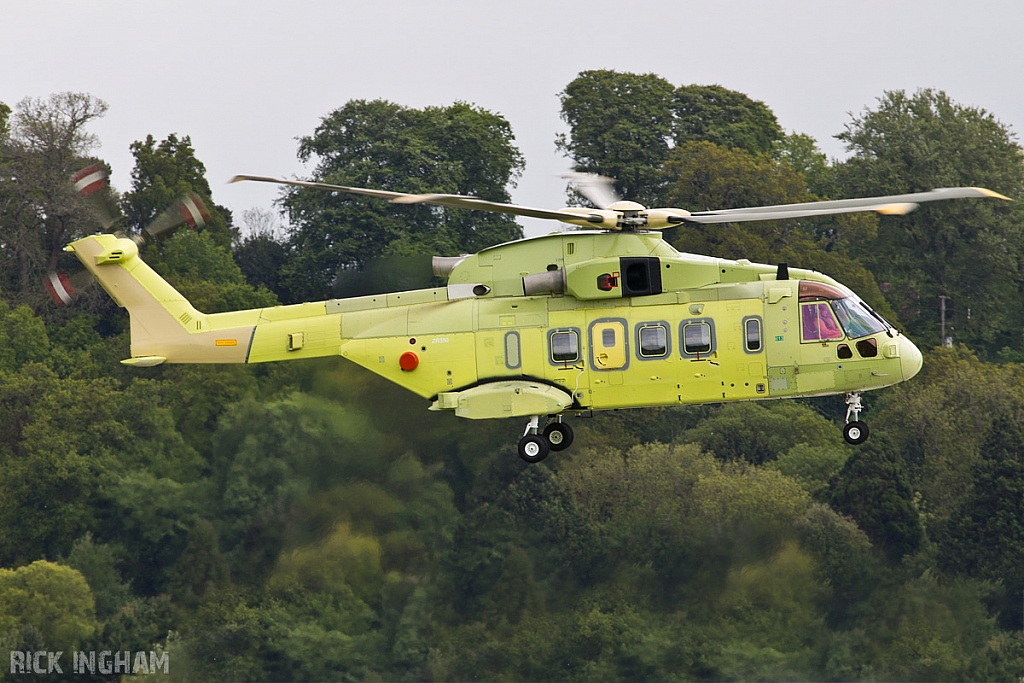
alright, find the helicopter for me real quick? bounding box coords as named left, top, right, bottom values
left=62, top=171, right=1009, bottom=462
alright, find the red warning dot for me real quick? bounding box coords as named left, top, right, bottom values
left=399, top=351, right=419, bottom=371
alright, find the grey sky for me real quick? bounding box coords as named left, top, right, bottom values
left=3, top=0, right=1022, bottom=238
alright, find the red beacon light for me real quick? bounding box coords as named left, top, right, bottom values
left=399, top=351, right=419, bottom=371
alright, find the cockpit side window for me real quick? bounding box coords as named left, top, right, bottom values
left=797, top=281, right=888, bottom=341
left=801, top=302, right=844, bottom=342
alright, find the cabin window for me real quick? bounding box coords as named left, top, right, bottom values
left=636, top=323, right=670, bottom=359
left=549, top=329, right=580, bottom=364
left=602, top=328, right=616, bottom=347
left=743, top=316, right=762, bottom=353
left=681, top=320, right=714, bottom=357
left=684, top=324, right=711, bottom=354
left=504, top=331, right=521, bottom=369
left=801, top=302, right=844, bottom=342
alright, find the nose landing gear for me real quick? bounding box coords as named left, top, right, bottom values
left=518, top=416, right=575, bottom=463
left=843, top=392, right=870, bottom=445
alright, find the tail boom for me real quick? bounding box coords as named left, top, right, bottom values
left=68, top=234, right=259, bottom=364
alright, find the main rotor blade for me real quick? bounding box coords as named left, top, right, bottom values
left=683, top=187, right=1010, bottom=224
left=231, top=175, right=1010, bottom=230
left=231, top=175, right=603, bottom=224
left=562, top=172, right=620, bottom=210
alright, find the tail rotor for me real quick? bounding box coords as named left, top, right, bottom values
left=45, top=165, right=213, bottom=306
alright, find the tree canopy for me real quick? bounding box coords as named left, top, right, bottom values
left=123, top=133, right=234, bottom=248
left=673, top=83, right=783, bottom=156
left=834, top=89, right=1024, bottom=353
left=556, top=70, right=677, bottom=206
left=0, top=93, right=111, bottom=305
left=280, top=99, right=524, bottom=302
left=556, top=70, right=784, bottom=206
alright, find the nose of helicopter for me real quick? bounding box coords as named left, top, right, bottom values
left=899, top=334, right=923, bottom=381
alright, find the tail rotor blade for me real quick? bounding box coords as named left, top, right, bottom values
left=140, top=192, right=212, bottom=242
left=71, top=163, right=107, bottom=197
left=178, top=192, right=211, bottom=229
left=44, top=271, right=76, bottom=307
left=70, top=163, right=117, bottom=230
left=44, top=269, right=95, bottom=307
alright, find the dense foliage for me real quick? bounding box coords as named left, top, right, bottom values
left=0, top=82, right=1021, bottom=681
left=275, top=100, right=524, bottom=303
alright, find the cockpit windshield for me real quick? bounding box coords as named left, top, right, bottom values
left=831, top=296, right=887, bottom=339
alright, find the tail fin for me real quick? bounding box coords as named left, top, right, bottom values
left=68, top=234, right=260, bottom=364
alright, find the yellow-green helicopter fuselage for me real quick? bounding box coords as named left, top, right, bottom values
left=67, top=230, right=921, bottom=430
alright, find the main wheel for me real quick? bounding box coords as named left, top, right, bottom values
left=518, top=434, right=550, bottom=463
left=543, top=422, right=574, bottom=451
left=843, top=421, right=870, bottom=445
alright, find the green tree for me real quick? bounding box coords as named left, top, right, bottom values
left=682, top=402, right=842, bottom=465
left=556, top=70, right=676, bottom=206
left=829, top=435, right=923, bottom=562
left=64, top=533, right=131, bottom=621
left=556, top=72, right=787, bottom=206
left=871, top=345, right=1024, bottom=524
left=771, top=443, right=849, bottom=499
left=0, top=299, right=53, bottom=371
left=0, top=560, right=99, bottom=649
left=938, top=414, right=1024, bottom=629
left=707, top=541, right=826, bottom=680
left=873, top=575, right=1006, bottom=682
left=209, top=391, right=460, bottom=590
left=168, top=519, right=230, bottom=609
left=0, top=101, right=10, bottom=139
left=0, top=93, right=111, bottom=305
left=673, top=84, right=783, bottom=156
left=233, top=207, right=289, bottom=299
left=122, top=133, right=234, bottom=247
left=773, top=132, right=835, bottom=197
left=663, top=140, right=814, bottom=263
left=145, top=230, right=278, bottom=313
left=281, top=99, right=524, bottom=302
left=270, top=523, right=384, bottom=605
left=795, top=504, right=879, bottom=627
left=0, top=366, right=119, bottom=564
left=834, top=89, right=1024, bottom=354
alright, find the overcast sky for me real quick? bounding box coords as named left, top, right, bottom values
left=3, top=0, right=1022, bottom=238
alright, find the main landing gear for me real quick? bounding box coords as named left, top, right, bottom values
left=518, top=416, right=575, bottom=463
left=843, top=392, right=870, bottom=445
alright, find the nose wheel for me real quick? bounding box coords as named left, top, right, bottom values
left=843, top=393, right=870, bottom=445
left=518, top=416, right=575, bottom=463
